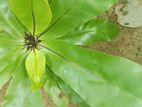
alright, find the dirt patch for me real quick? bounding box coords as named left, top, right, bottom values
left=0, top=82, right=9, bottom=105
left=41, top=89, right=56, bottom=107
left=91, top=26, right=142, bottom=65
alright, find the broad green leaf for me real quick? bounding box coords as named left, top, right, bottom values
left=0, top=31, right=20, bottom=66
left=44, top=65, right=89, bottom=107
left=58, top=79, right=89, bottom=107
left=0, top=31, right=17, bottom=45
left=1, top=63, right=44, bottom=107
left=0, top=30, right=23, bottom=72
left=44, top=66, right=69, bottom=107
left=0, top=51, right=26, bottom=89
left=0, top=31, right=22, bottom=56
left=0, top=47, right=21, bottom=72
left=42, top=0, right=118, bottom=40
left=60, top=19, right=119, bottom=45
left=43, top=40, right=142, bottom=106
left=9, top=0, right=52, bottom=34
left=25, top=49, right=46, bottom=88
left=45, top=49, right=142, bottom=107
left=0, top=0, right=26, bottom=38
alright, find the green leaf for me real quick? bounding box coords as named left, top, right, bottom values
left=57, top=80, right=90, bottom=107
left=25, top=49, right=46, bottom=88
left=0, top=48, right=18, bottom=72
left=1, top=63, right=44, bottom=107
left=9, top=0, right=52, bottom=34
left=0, top=50, right=26, bottom=89
left=44, top=64, right=89, bottom=107
left=44, top=66, right=69, bottom=107
left=0, top=31, right=21, bottom=53
left=0, top=31, right=21, bottom=72
left=0, top=0, right=26, bottom=38
left=0, top=31, right=17, bottom=45
left=45, top=49, right=141, bottom=107
left=42, top=0, right=118, bottom=40
left=60, top=19, right=119, bottom=45
left=43, top=40, right=142, bottom=107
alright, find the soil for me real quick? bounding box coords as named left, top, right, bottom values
left=0, top=1, right=142, bottom=107
left=92, top=26, right=142, bottom=65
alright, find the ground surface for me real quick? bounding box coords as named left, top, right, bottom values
left=92, top=26, right=142, bottom=65
left=0, top=1, right=142, bottom=107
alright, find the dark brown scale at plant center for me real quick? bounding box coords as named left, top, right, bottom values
left=24, top=32, right=41, bottom=50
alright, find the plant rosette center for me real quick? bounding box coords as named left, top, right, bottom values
left=24, top=32, right=41, bottom=50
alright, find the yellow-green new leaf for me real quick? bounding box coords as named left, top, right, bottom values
left=8, top=0, right=52, bottom=34
left=25, top=49, right=46, bottom=88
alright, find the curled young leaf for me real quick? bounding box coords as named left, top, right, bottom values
left=25, top=49, right=46, bottom=88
